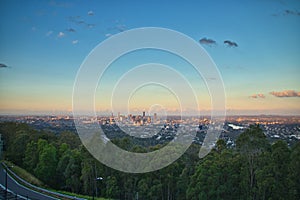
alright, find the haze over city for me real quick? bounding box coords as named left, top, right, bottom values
left=0, top=0, right=299, bottom=115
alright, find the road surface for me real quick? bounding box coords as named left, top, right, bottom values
left=0, top=164, right=57, bottom=200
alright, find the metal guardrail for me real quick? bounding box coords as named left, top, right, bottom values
left=0, top=184, right=26, bottom=200
left=1, top=162, right=86, bottom=200
left=0, top=168, right=40, bottom=200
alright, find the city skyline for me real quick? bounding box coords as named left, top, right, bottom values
left=0, top=0, right=300, bottom=115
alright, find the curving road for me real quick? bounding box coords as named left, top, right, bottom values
left=0, top=164, right=57, bottom=200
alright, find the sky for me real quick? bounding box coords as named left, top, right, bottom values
left=0, top=0, right=300, bottom=115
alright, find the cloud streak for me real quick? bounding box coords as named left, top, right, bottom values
left=224, top=40, right=238, bottom=47
left=66, top=28, right=76, bottom=32
left=250, top=93, right=265, bottom=99
left=46, top=30, right=53, bottom=36
left=49, top=0, right=72, bottom=8
left=108, top=24, right=126, bottom=33
left=283, top=9, right=300, bottom=16
left=199, top=37, right=217, bottom=46
left=87, top=24, right=95, bottom=29
left=57, top=32, right=65, bottom=38
left=88, top=11, right=94, bottom=16
left=272, top=9, right=300, bottom=17
left=116, top=24, right=126, bottom=32
left=270, top=90, right=300, bottom=97
left=0, top=63, right=9, bottom=68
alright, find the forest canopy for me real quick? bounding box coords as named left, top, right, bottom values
left=0, top=122, right=299, bottom=200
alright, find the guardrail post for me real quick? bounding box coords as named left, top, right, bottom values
left=5, top=169, right=7, bottom=192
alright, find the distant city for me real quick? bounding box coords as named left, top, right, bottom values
left=1, top=113, right=299, bottom=148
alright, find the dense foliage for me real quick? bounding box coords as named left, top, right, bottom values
left=1, top=122, right=299, bottom=200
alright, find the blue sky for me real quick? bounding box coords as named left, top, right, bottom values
left=0, top=0, right=300, bottom=115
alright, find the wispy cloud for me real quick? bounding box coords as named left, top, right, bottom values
left=49, top=0, right=72, bottom=8
left=224, top=40, right=238, bottom=47
left=250, top=93, right=265, bottom=99
left=66, top=28, right=76, bottom=32
left=0, top=63, right=9, bottom=68
left=46, top=30, right=53, bottom=36
left=68, top=15, right=96, bottom=29
left=57, top=32, right=65, bottom=38
left=106, top=22, right=127, bottom=35
left=87, top=24, right=96, bottom=29
left=88, top=11, right=94, bottom=16
left=270, top=90, right=300, bottom=97
left=272, top=9, right=300, bottom=17
left=199, top=37, right=217, bottom=46
left=116, top=24, right=126, bottom=32
left=72, top=40, right=78, bottom=44
left=68, top=16, right=81, bottom=22
left=283, top=9, right=300, bottom=16
left=68, top=16, right=86, bottom=25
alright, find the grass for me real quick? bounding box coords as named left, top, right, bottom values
left=3, top=160, right=44, bottom=187
left=49, top=190, right=108, bottom=200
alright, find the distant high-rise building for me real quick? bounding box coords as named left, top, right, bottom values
left=143, top=111, right=145, bottom=117
left=109, top=116, right=114, bottom=124
left=128, top=114, right=132, bottom=121
left=147, top=116, right=151, bottom=123
left=154, top=113, right=157, bottom=121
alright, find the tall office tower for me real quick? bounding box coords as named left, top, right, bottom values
left=147, top=116, right=151, bottom=123
left=143, top=111, right=145, bottom=117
